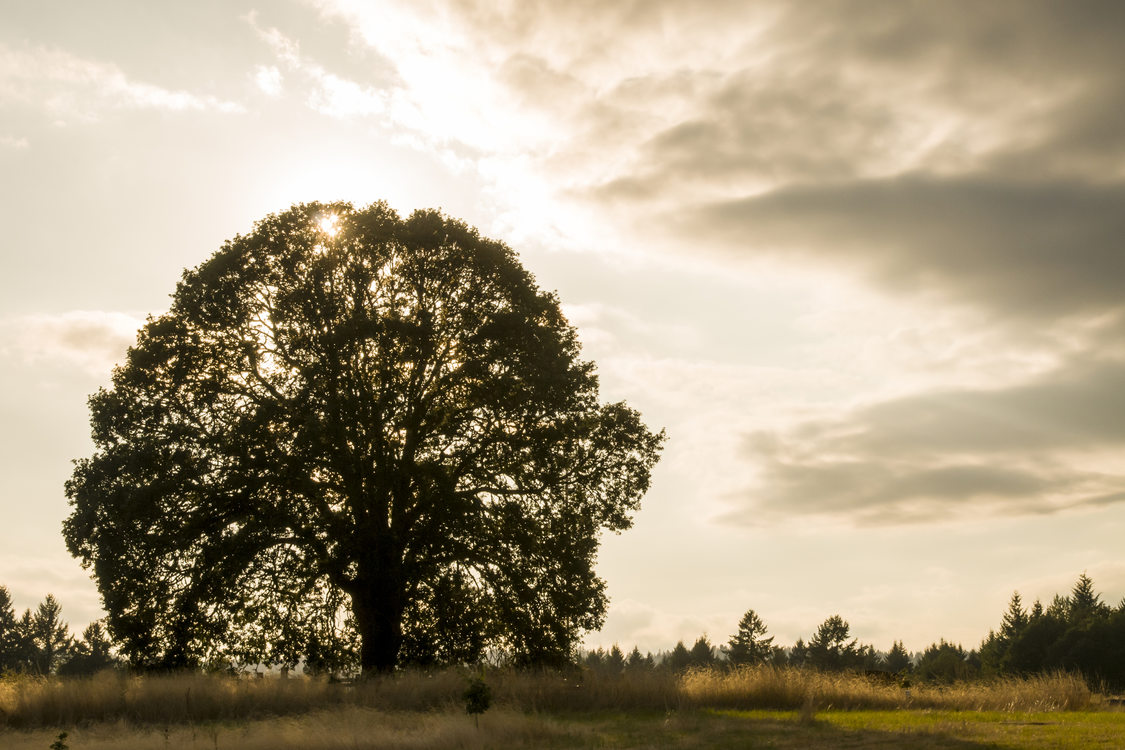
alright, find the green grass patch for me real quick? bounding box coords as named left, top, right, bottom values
left=712, top=707, right=1125, bottom=749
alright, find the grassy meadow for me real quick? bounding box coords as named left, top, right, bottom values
left=2, top=666, right=1121, bottom=749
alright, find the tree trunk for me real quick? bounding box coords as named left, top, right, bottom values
left=348, top=567, right=406, bottom=674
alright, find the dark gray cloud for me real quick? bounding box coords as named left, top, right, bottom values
left=677, top=176, right=1125, bottom=320
left=730, top=357, right=1125, bottom=524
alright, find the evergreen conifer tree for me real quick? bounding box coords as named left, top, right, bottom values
left=625, top=646, right=655, bottom=674
left=605, top=644, right=626, bottom=675
left=723, top=609, right=774, bottom=667
left=884, top=640, right=912, bottom=673
left=1068, top=573, right=1108, bottom=624
left=788, top=638, right=808, bottom=667
left=689, top=635, right=716, bottom=668
left=1000, top=592, right=1028, bottom=641
left=30, top=595, right=73, bottom=674
left=667, top=640, right=692, bottom=672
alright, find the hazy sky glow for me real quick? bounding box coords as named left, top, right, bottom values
left=3, top=1, right=1125, bottom=655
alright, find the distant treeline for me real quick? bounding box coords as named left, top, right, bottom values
left=583, top=574, right=1125, bottom=689
left=4, top=575, right=1124, bottom=688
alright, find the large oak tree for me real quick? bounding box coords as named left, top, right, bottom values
left=65, top=202, right=663, bottom=673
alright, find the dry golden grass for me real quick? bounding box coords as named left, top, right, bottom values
left=0, top=665, right=1101, bottom=731
left=678, top=666, right=1099, bottom=712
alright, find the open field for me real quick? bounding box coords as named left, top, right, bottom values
left=3, top=706, right=1125, bottom=749
left=1, top=668, right=1120, bottom=749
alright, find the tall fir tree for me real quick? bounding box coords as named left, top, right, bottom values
left=29, top=594, right=73, bottom=675
left=1068, top=574, right=1107, bottom=624
left=723, top=609, right=775, bottom=667
left=666, top=640, right=692, bottom=672
left=884, top=640, right=912, bottom=674
left=0, top=586, right=20, bottom=672
left=689, top=635, right=716, bottom=669
left=1000, top=592, right=1028, bottom=641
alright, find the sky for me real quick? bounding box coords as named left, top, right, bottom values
left=3, top=0, right=1125, bottom=656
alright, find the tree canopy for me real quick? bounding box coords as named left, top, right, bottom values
left=64, top=201, right=664, bottom=673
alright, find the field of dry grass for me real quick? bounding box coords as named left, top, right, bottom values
left=0, top=667, right=1113, bottom=749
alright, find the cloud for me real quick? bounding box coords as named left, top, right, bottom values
left=728, top=356, right=1125, bottom=525
left=675, top=176, right=1125, bottom=320
left=0, top=311, right=144, bottom=376
left=253, top=65, right=283, bottom=97
left=0, top=133, right=29, bottom=149
left=245, top=13, right=391, bottom=120
left=0, top=45, right=243, bottom=119
left=0, top=44, right=244, bottom=120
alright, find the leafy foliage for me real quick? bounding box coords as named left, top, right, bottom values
left=463, top=675, right=492, bottom=725
left=915, top=640, right=977, bottom=683
left=58, top=620, right=118, bottom=676
left=64, top=202, right=664, bottom=673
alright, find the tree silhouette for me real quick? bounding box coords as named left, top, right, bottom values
left=1068, top=573, right=1108, bottom=624
left=788, top=638, right=808, bottom=668
left=625, top=645, right=654, bottom=674
left=29, top=595, right=73, bottom=675
left=58, top=621, right=117, bottom=676
left=915, top=640, right=977, bottom=683
left=0, top=586, right=19, bottom=672
left=666, top=640, right=692, bottom=672
left=689, top=635, right=716, bottom=668
left=807, top=615, right=858, bottom=671
left=723, top=609, right=774, bottom=667
left=65, top=202, right=664, bottom=673
left=884, top=640, right=911, bottom=674
left=1000, top=591, right=1028, bottom=641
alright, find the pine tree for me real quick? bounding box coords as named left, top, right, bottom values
left=0, top=586, right=19, bottom=673
left=788, top=638, right=808, bottom=667
left=884, top=640, right=912, bottom=674
left=1068, top=573, right=1108, bottom=624
left=689, top=635, right=716, bottom=669
left=605, top=644, right=626, bottom=675
left=1000, top=592, right=1028, bottom=641
left=1046, top=594, right=1069, bottom=620
left=625, top=646, right=654, bottom=674
left=723, top=609, right=775, bottom=667
left=14, top=609, right=36, bottom=673
left=29, top=595, right=73, bottom=675
left=666, top=640, right=692, bottom=672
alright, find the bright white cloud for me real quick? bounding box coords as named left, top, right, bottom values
left=246, top=16, right=387, bottom=119
left=253, top=65, right=284, bottom=97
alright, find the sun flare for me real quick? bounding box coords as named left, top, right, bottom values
left=317, top=213, right=340, bottom=237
